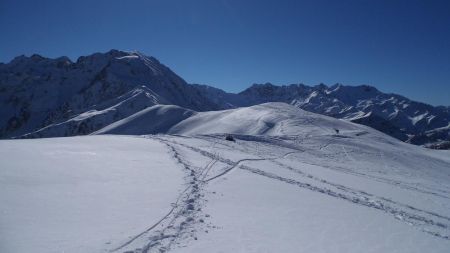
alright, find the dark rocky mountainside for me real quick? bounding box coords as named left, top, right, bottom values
left=0, top=50, right=217, bottom=138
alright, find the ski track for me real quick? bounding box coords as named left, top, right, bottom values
left=238, top=164, right=450, bottom=240
left=110, top=137, right=213, bottom=253
left=211, top=134, right=450, bottom=202
left=156, top=135, right=450, bottom=241
left=200, top=134, right=450, bottom=200
left=205, top=135, right=450, bottom=223
left=112, top=134, right=450, bottom=253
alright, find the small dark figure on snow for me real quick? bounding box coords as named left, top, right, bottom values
left=334, top=128, right=339, bottom=135
left=225, top=134, right=235, bottom=142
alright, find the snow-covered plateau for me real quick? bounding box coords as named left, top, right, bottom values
left=1, top=103, right=449, bottom=253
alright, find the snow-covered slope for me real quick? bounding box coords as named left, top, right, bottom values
left=94, top=104, right=196, bottom=135
left=169, top=102, right=364, bottom=136
left=2, top=124, right=450, bottom=252
left=21, top=86, right=163, bottom=138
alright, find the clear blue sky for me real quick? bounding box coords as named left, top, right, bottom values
left=1, top=0, right=449, bottom=106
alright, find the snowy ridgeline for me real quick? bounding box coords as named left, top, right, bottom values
left=0, top=50, right=449, bottom=146
left=1, top=104, right=450, bottom=252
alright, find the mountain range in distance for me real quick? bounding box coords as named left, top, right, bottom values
left=0, top=49, right=449, bottom=148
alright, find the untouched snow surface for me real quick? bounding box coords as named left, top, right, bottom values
left=1, top=103, right=450, bottom=252
left=0, top=136, right=185, bottom=253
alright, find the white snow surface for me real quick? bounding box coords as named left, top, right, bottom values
left=94, top=104, right=196, bottom=135
left=1, top=103, right=450, bottom=253
left=0, top=136, right=185, bottom=253
left=168, top=103, right=363, bottom=136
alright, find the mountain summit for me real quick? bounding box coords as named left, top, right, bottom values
left=0, top=50, right=217, bottom=138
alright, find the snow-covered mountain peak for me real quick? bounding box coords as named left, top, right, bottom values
left=75, top=49, right=169, bottom=77
left=0, top=50, right=220, bottom=138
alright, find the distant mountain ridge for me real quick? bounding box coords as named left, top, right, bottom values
left=0, top=50, right=448, bottom=147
